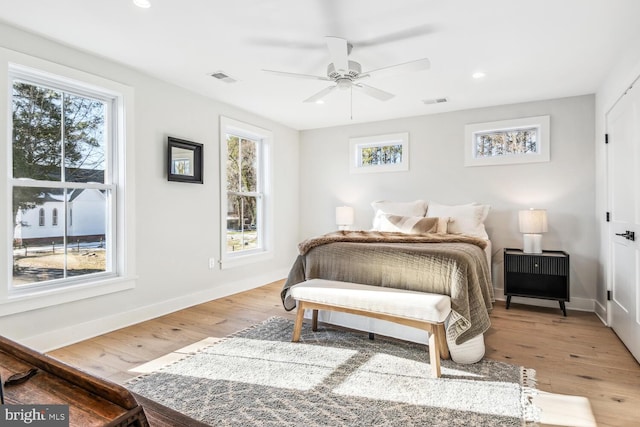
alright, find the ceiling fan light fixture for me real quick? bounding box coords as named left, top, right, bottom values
left=336, top=78, right=352, bottom=90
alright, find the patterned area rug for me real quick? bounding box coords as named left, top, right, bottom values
left=127, top=317, right=539, bottom=426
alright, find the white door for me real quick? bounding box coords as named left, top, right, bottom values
left=607, top=83, right=640, bottom=363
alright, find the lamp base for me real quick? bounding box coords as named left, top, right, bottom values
left=523, top=234, right=542, bottom=254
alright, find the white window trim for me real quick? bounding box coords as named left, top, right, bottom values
left=0, top=48, right=136, bottom=315
left=219, top=116, right=273, bottom=269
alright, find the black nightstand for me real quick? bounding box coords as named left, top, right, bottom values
left=503, top=248, right=570, bottom=316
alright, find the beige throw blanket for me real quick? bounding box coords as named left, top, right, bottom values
left=282, top=231, right=493, bottom=345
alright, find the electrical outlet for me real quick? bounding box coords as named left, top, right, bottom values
left=208, top=258, right=216, bottom=269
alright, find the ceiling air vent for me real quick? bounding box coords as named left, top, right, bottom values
left=423, top=97, right=448, bottom=105
left=210, top=71, right=237, bottom=84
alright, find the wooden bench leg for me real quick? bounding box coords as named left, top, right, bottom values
left=292, top=303, right=305, bottom=342
left=312, top=309, right=318, bottom=331
left=429, top=329, right=442, bottom=378
left=435, top=323, right=450, bottom=360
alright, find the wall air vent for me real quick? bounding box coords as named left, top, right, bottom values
left=209, top=71, right=237, bottom=83
left=422, top=97, right=449, bottom=105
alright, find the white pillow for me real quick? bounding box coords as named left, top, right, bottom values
left=379, top=215, right=442, bottom=234
left=371, top=200, right=427, bottom=230
left=426, top=202, right=490, bottom=239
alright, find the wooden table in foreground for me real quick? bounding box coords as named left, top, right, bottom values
left=0, top=335, right=149, bottom=426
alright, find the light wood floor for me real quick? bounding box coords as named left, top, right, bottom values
left=49, top=280, right=639, bottom=427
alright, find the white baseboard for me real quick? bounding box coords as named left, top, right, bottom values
left=23, top=268, right=289, bottom=352
left=594, top=299, right=608, bottom=326
left=493, top=287, right=595, bottom=312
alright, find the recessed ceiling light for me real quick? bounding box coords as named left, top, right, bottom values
left=133, top=0, right=151, bottom=8
left=472, top=72, right=486, bottom=79
left=315, top=100, right=325, bottom=105
left=423, top=97, right=449, bottom=105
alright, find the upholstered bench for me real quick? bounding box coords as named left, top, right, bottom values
left=289, top=278, right=452, bottom=377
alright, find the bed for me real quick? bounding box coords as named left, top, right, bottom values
left=281, top=200, right=495, bottom=364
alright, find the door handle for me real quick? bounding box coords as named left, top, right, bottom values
left=615, top=231, right=636, bottom=241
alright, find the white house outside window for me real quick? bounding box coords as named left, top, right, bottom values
left=9, top=64, right=120, bottom=293
left=219, top=116, right=272, bottom=268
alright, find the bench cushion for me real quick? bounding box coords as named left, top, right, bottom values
left=290, top=279, right=451, bottom=323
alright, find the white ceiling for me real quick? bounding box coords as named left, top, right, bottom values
left=1, top=0, right=639, bottom=130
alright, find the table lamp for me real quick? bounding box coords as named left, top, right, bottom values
left=519, top=209, right=547, bottom=254
left=336, top=206, right=354, bottom=231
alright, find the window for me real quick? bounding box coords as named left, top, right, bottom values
left=8, top=63, right=122, bottom=295
left=349, top=133, right=410, bottom=174
left=464, top=116, right=550, bottom=166
left=219, top=117, right=272, bottom=268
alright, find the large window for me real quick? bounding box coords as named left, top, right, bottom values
left=219, top=117, right=272, bottom=268
left=9, top=64, right=118, bottom=293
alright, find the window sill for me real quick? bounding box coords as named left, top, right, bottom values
left=0, top=276, right=136, bottom=317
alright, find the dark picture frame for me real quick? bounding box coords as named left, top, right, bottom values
left=167, top=136, right=203, bottom=183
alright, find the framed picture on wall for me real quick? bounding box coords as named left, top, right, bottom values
left=167, top=136, right=203, bottom=183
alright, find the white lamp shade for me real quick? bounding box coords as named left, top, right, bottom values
left=518, top=209, right=548, bottom=234
left=336, top=206, right=355, bottom=226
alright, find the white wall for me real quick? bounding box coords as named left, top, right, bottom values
left=299, top=95, right=596, bottom=310
left=594, top=37, right=640, bottom=322
left=0, top=23, right=300, bottom=350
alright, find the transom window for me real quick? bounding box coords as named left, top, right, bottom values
left=9, top=65, right=118, bottom=292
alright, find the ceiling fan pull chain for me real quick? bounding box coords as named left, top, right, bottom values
left=350, top=86, right=353, bottom=120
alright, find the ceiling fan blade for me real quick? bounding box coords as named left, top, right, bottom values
left=325, top=36, right=349, bottom=73
left=262, top=69, right=331, bottom=81
left=303, top=85, right=337, bottom=103
left=245, top=37, right=324, bottom=50
left=353, top=83, right=394, bottom=101
left=360, top=58, right=431, bottom=79
left=355, top=24, right=436, bottom=47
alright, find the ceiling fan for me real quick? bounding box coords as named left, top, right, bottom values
left=262, top=36, right=430, bottom=104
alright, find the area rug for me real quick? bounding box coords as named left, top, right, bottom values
left=126, top=317, right=539, bottom=426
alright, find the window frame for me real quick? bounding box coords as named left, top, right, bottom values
left=349, top=132, right=410, bottom=174
left=463, top=115, right=550, bottom=167
left=219, top=116, right=273, bottom=269
left=9, top=66, right=117, bottom=294
left=0, top=48, right=136, bottom=316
